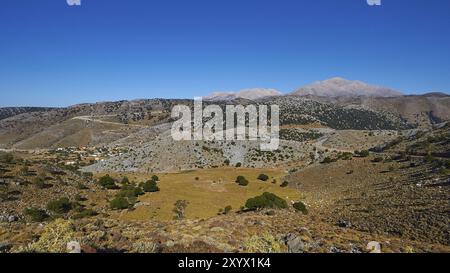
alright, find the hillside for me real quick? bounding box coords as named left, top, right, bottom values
left=291, top=77, right=403, bottom=98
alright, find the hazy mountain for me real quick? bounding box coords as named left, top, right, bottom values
left=291, top=77, right=403, bottom=98
left=204, top=88, right=282, bottom=101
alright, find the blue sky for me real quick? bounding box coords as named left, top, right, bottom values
left=0, top=0, right=449, bottom=107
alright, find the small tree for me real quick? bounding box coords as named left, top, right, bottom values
left=224, top=205, right=232, bottom=214
left=321, top=157, right=334, bottom=164
left=143, top=180, right=160, bottom=192
left=235, top=176, right=249, bottom=186
left=173, top=200, right=189, bottom=220
left=245, top=192, right=287, bottom=210
left=357, top=150, right=370, bottom=157
left=151, top=175, right=160, bottom=182
left=280, top=181, right=289, bottom=188
left=293, top=201, right=308, bottom=215
left=257, top=174, right=269, bottom=181
left=121, top=176, right=130, bottom=185
left=98, top=175, right=119, bottom=189
left=110, top=197, right=130, bottom=210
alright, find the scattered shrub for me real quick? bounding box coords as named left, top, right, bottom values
left=223, top=205, right=232, bottom=214
left=257, top=174, right=269, bottom=181
left=235, top=162, right=242, bottom=168
left=293, top=201, right=308, bottom=215
left=109, top=197, right=130, bottom=210
left=24, top=208, right=49, bottom=222
left=33, top=177, right=48, bottom=189
left=121, top=177, right=130, bottom=185
left=245, top=192, right=288, bottom=210
left=72, top=209, right=97, bottom=219
left=235, top=176, right=249, bottom=186
left=98, top=175, right=119, bottom=189
left=280, top=181, right=289, bottom=188
left=372, top=157, right=384, bottom=163
left=142, top=180, right=160, bottom=192
left=356, top=150, right=370, bottom=157
left=46, top=198, right=72, bottom=214
left=321, top=157, right=334, bottom=164
left=151, top=175, right=160, bottom=182
left=0, top=152, right=13, bottom=164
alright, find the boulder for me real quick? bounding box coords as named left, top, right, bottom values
left=366, top=241, right=382, bottom=253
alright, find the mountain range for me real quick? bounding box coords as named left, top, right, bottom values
left=203, top=77, right=407, bottom=100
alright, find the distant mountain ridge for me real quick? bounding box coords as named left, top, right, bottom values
left=204, top=88, right=282, bottom=101
left=290, top=77, right=404, bottom=98
left=0, top=107, right=56, bottom=121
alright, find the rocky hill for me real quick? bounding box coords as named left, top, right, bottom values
left=291, top=77, right=403, bottom=98
left=0, top=107, right=56, bottom=121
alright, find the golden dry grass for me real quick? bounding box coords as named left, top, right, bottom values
left=99, top=168, right=301, bottom=221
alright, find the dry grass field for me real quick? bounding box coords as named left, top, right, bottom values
left=96, top=168, right=301, bottom=221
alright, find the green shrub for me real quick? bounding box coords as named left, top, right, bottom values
left=235, top=176, right=249, bottom=186
left=33, top=177, right=47, bottom=189
left=24, top=208, right=49, bottom=222
left=98, top=175, right=119, bottom=189
left=121, top=177, right=130, bottom=185
left=280, top=181, right=289, bottom=188
left=293, top=201, right=308, bottom=215
left=142, top=180, right=160, bottom=192
left=245, top=192, right=287, bottom=210
left=356, top=150, right=370, bottom=157
left=224, top=205, right=232, bottom=214
left=321, top=157, right=334, bottom=164
left=235, top=162, right=242, bottom=168
left=117, top=185, right=144, bottom=204
left=72, top=208, right=97, bottom=219
left=46, top=198, right=72, bottom=214
left=151, top=175, right=160, bottom=182
left=372, top=157, right=384, bottom=163
left=110, top=197, right=130, bottom=210
left=82, top=172, right=93, bottom=178
left=0, top=152, right=13, bottom=164
left=257, top=174, right=269, bottom=181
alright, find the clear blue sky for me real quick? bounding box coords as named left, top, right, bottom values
left=1, top=0, right=449, bottom=107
